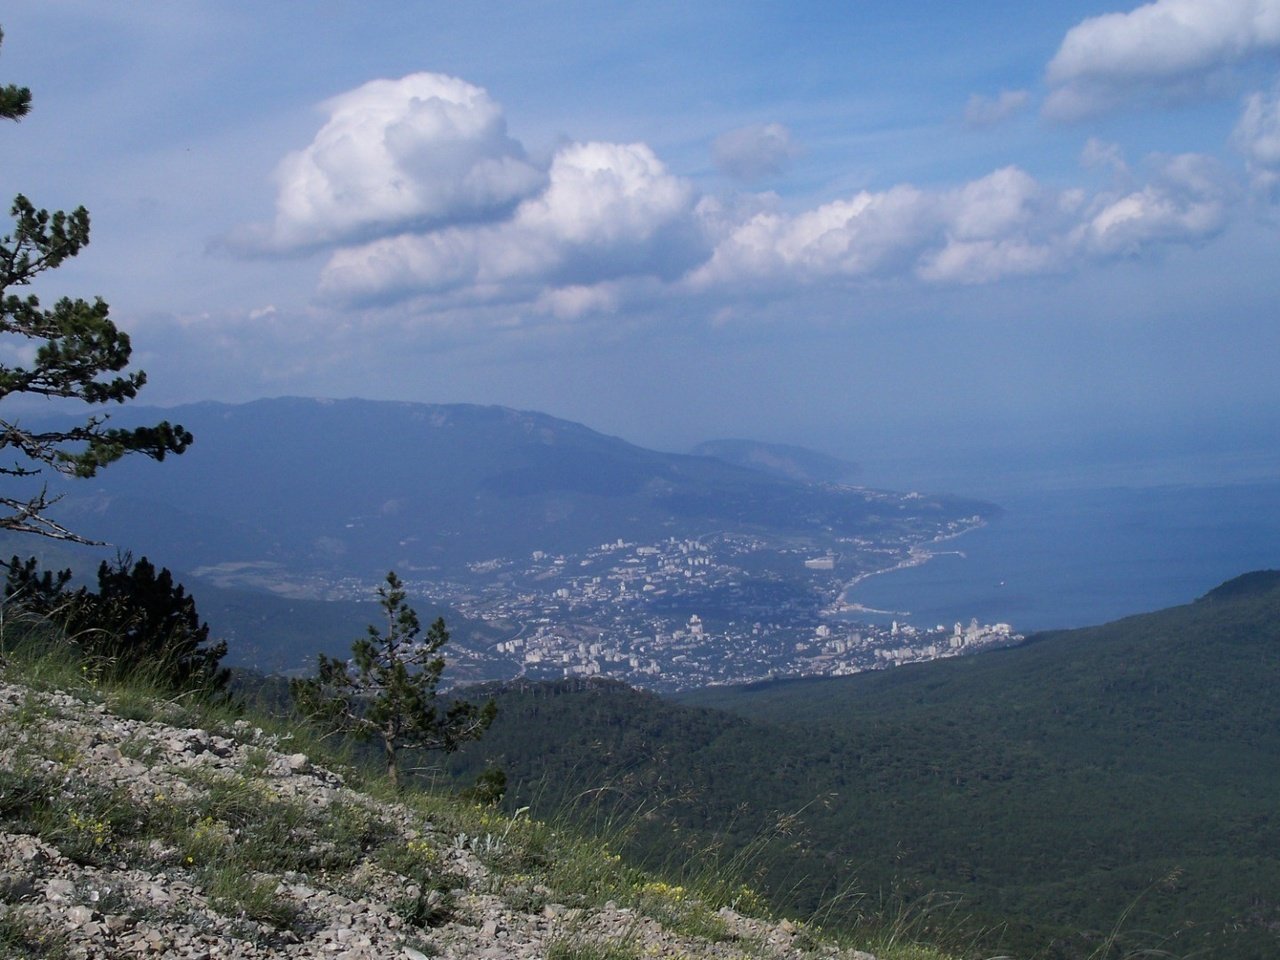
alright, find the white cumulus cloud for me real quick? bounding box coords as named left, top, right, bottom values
left=319, top=141, right=704, bottom=305
left=258, top=73, right=544, bottom=252
left=693, top=161, right=1231, bottom=290
left=712, top=123, right=800, bottom=181
left=689, top=185, right=937, bottom=285
left=519, top=141, right=695, bottom=252
left=1074, top=154, right=1231, bottom=254
left=245, top=70, right=1247, bottom=320
left=918, top=168, right=1066, bottom=283
left=693, top=167, right=1061, bottom=287
left=1045, top=0, right=1280, bottom=118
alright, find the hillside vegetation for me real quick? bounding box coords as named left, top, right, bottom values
left=0, top=619, right=955, bottom=960
left=447, top=572, right=1280, bottom=959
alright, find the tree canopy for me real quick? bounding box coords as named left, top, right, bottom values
left=0, top=25, right=191, bottom=542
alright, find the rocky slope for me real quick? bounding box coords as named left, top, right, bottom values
left=0, top=676, right=876, bottom=960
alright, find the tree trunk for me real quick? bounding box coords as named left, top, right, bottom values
left=384, top=732, right=399, bottom=791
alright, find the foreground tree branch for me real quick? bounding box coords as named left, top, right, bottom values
left=0, top=27, right=191, bottom=543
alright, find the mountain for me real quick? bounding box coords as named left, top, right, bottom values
left=32, top=397, right=989, bottom=584
left=446, top=571, right=1280, bottom=959
left=690, top=439, right=860, bottom=484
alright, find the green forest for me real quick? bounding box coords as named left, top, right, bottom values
left=446, top=571, right=1280, bottom=959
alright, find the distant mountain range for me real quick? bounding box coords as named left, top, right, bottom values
left=26, top=397, right=989, bottom=586
left=690, top=439, right=859, bottom=484
left=447, top=571, right=1280, bottom=960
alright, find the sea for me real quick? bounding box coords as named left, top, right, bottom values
left=846, top=471, right=1280, bottom=634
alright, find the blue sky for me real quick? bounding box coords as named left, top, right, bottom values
left=3, top=1, right=1279, bottom=489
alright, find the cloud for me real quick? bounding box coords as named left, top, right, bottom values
left=244, top=71, right=1245, bottom=321
left=918, top=168, right=1066, bottom=283
left=963, top=90, right=1030, bottom=128
left=252, top=73, right=544, bottom=252
left=1045, top=0, right=1280, bottom=119
left=534, top=283, right=622, bottom=320
left=318, top=141, right=704, bottom=305
left=1073, top=154, right=1232, bottom=255
left=1081, top=138, right=1130, bottom=174
left=693, top=161, right=1231, bottom=289
left=688, top=185, right=936, bottom=285
left=712, top=123, right=799, bottom=181
left=691, top=167, right=1057, bottom=287
left=1234, top=83, right=1280, bottom=192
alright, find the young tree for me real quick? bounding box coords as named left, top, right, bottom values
left=292, top=571, right=496, bottom=790
left=1, top=26, right=191, bottom=542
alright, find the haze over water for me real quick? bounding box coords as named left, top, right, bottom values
left=851, top=442, right=1280, bottom=633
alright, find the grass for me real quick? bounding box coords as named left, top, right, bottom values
left=0, top=912, right=70, bottom=960
left=0, top=611, right=983, bottom=960
left=546, top=940, right=644, bottom=960
left=204, top=866, right=299, bottom=929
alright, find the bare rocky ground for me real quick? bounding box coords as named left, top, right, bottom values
left=0, top=679, right=876, bottom=960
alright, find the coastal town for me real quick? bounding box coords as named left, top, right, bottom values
left=388, top=527, right=1021, bottom=692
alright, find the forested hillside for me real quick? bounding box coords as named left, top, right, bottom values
left=447, top=572, right=1280, bottom=959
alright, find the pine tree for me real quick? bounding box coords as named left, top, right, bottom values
left=2, top=553, right=228, bottom=695
left=0, top=25, right=191, bottom=542
left=292, top=571, right=496, bottom=790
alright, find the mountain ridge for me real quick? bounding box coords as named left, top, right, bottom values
left=22, top=394, right=994, bottom=587
left=690, top=439, right=860, bottom=484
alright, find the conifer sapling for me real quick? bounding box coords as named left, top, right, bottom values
left=292, top=571, right=496, bottom=790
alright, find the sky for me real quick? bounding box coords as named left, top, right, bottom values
left=2, top=1, right=1279, bottom=491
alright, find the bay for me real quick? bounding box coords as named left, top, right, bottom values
left=849, top=478, right=1280, bottom=633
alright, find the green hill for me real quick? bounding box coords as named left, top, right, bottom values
left=448, top=572, right=1280, bottom=959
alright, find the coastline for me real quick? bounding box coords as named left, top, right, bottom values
left=828, top=519, right=986, bottom=620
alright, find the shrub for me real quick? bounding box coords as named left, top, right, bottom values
left=2, top=553, right=228, bottom=696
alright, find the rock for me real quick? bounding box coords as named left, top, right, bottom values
left=65, top=904, right=96, bottom=926
left=1, top=678, right=875, bottom=960
left=0, top=869, right=36, bottom=901
left=105, top=914, right=134, bottom=933
left=44, top=877, right=76, bottom=902
left=269, top=752, right=311, bottom=776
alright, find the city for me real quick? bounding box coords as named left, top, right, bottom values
left=386, top=524, right=1021, bottom=692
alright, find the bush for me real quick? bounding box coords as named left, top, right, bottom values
left=2, top=554, right=228, bottom=696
